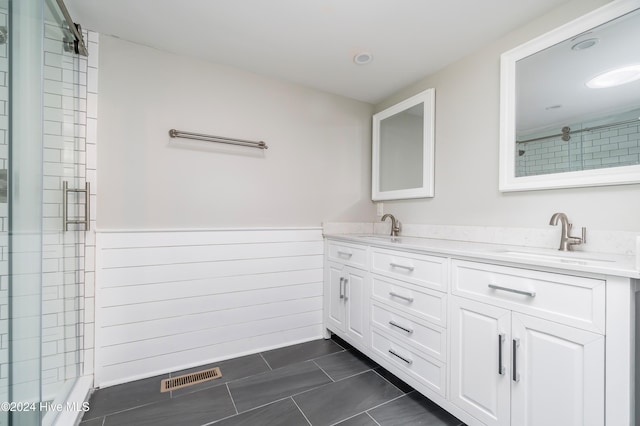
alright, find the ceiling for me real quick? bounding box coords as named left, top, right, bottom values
left=65, top=0, right=571, bottom=105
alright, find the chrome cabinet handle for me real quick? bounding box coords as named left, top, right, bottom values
left=389, top=321, right=414, bottom=334
left=337, top=250, right=353, bottom=258
left=388, top=291, right=414, bottom=303
left=388, top=349, right=413, bottom=365
left=488, top=284, right=536, bottom=298
left=498, top=333, right=505, bottom=375
left=339, top=277, right=344, bottom=299
left=389, top=262, right=415, bottom=272
left=512, top=338, right=520, bottom=382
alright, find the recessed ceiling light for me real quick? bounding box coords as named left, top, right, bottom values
left=353, top=52, right=373, bottom=65
left=571, top=38, right=599, bottom=50
left=586, top=64, right=640, bottom=88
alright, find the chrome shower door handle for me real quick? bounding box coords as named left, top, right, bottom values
left=63, top=181, right=90, bottom=231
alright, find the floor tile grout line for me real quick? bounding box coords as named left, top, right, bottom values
left=330, top=367, right=377, bottom=383
left=371, top=367, right=409, bottom=394
left=366, top=411, right=382, bottom=426
left=308, top=347, right=347, bottom=363
left=290, top=396, right=313, bottom=426
left=259, top=352, right=273, bottom=370
left=325, top=390, right=406, bottom=426
left=233, top=365, right=353, bottom=412
left=364, top=391, right=408, bottom=414
left=83, top=399, right=164, bottom=421
left=207, top=395, right=295, bottom=424
left=312, top=359, right=335, bottom=382
left=225, top=382, right=239, bottom=415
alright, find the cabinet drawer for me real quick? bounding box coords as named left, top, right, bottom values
left=371, top=248, right=447, bottom=292
left=371, top=329, right=446, bottom=396
left=327, top=241, right=367, bottom=269
left=371, top=275, right=447, bottom=327
left=452, top=260, right=605, bottom=333
left=371, top=302, right=446, bottom=362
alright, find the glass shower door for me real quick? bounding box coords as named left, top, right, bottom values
left=4, top=0, right=86, bottom=424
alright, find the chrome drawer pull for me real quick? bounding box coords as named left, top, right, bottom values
left=389, top=321, right=414, bottom=334
left=488, top=284, right=536, bottom=298
left=388, top=349, right=413, bottom=365
left=389, top=262, right=415, bottom=272
left=337, top=250, right=353, bottom=258
left=388, top=291, right=414, bottom=303
left=339, top=277, right=344, bottom=299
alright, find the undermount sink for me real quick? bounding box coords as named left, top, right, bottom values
left=500, top=250, right=614, bottom=265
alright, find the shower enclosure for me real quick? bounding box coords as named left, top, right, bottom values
left=1, top=0, right=90, bottom=424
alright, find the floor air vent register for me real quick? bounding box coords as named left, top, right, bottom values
left=160, top=367, right=222, bottom=392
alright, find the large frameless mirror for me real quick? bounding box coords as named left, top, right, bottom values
left=499, top=0, right=640, bottom=191
left=372, top=88, right=435, bottom=200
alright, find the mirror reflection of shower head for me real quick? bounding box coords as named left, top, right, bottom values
left=0, top=27, right=7, bottom=45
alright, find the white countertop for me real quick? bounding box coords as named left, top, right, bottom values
left=325, top=233, right=640, bottom=279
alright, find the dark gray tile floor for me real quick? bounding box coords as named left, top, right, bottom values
left=81, top=337, right=465, bottom=426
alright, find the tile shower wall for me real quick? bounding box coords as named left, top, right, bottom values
left=516, top=119, right=640, bottom=176
left=0, top=20, right=98, bottom=403
left=41, top=24, right=98, bottom=401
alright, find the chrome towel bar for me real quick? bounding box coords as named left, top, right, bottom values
left=169, top=129, right=269, bottom=150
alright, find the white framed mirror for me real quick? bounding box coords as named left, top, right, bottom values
left=372, top=88, right=435, bottom=201
left=499, top=0, right=640, bottom=192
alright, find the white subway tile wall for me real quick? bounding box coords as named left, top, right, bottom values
left=516, top=119, right=640, bottom=177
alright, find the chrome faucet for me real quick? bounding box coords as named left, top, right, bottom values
left=549, top=212, right=586, bottom=251
left=381, top=214, right=401, bottom=237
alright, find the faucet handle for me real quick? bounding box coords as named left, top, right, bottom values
left=569, top=226, right=587, bottom=247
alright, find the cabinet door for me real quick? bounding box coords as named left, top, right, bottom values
left=344, top=267, right=367, bottom=346
left=450, top=297, right=511, bottom=426
left=511, top=313, right=604, bottom=426
left=325, top=262, right=346, bottom=333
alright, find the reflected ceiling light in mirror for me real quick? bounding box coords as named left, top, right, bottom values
left=353, top=52, right=373, bottom=65
left=571, top=38, right=599, bottom=50
left=586, top=64, right=640, bottom=88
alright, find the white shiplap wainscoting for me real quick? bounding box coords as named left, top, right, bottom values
left=95, top=228, right=324, bottom=387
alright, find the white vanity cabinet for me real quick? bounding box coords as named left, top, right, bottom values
left=368, top=247, right=449, bottom=397
left=450, top=260, right=605, bottom=426
left=323, top=236, right=637, bottom=426
left=324, top=240, right=369, bottom=349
